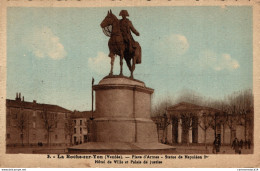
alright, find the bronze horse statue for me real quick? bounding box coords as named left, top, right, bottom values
left=100, top=10, right=141, bottom=78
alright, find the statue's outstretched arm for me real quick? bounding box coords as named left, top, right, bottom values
left=129, top=21, right=140, bottom=36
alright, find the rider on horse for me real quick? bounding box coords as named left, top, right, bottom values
left=119, top=10, right=140, bottom=54
left=100, top=10, right=142, bottom=77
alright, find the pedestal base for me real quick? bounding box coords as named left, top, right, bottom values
left=68, top=142, right=176, bottom=154
left=93, top=118, right=157, bottom=143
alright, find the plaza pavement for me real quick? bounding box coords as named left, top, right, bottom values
left=6, top=144, right=253, bottom=154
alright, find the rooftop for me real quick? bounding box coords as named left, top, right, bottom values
left=167, top=102, right=221, bottom=112
left=6, top=93, right=71, bottom=113
left=72, top=110, right=94, bottom=119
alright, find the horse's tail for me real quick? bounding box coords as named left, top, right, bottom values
left=135, top=42, right=142, bottom=64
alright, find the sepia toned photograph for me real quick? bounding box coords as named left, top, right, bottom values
left=0, top=0, right=259, bottom=168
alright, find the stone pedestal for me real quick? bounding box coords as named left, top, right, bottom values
left=68, top=76, right=175, bottom=153
left=93, top=76, right=157, bottom=143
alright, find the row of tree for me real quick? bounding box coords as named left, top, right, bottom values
left=152, top=89, right=253, bottom=116
left=14, top=108, right=77, bottom=146
left=152, top=89, right=254, bottom=146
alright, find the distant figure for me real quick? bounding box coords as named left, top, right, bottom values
left=164, top=137, right=168, bottom=144
left=213, top=138, right=220, bottom=154
left=213, top=140, right=216, bottom=153
left=232, top=138, right=240, bottom=154
left=248, top=139, right=251, bottom=149
left=212, top=140, right=216, bottom=153
left=240, top=139, right=244, bottom=149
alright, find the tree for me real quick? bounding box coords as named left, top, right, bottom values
left=198, top=112, right=213, bottom=149
left=16, top=108, right=27, bottom=146
left=152, top=88, right=254, bottom=145
left=180, top=112, right=193, bottom=145
left=224, top=111, right=238, bottom=145
left=225, top=89, right=253, bottom=142
left=209, top=101, right=229, bottom=145
left=41, top=108, right=57, bottom=146
left=231, top=89, right=253, bottom=141
left=152, top=97, right=174, bottom=117
left=175, top=89, right=205, bottom=106
left=65, top=114, right=75, bottom=146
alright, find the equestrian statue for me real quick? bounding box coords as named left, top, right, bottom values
left=100, top=10, right=142, bottom=78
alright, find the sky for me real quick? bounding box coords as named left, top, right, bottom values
left=7, top=6, right=252, bottom=111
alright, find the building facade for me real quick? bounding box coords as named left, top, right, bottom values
left=6, top=93, right=72, bottom=146
left=71, top=111, right=92, bottom=145
left=154, top=102, right=253, bottom=145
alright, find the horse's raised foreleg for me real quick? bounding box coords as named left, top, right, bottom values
left=109, top=55, right=115, bottom=76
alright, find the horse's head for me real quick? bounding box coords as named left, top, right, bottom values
left=100, top=10, right=117, bottom=28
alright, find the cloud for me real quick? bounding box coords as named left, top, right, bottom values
left=159, top=34, right=189, bottom=56
left=197, top=50, right=240, bottom=71
left=25, top=27, right=66, bottom=60
left=88, top=52, right=120, bottom=75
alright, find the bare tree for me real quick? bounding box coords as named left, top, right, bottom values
left=153, top=113, right=171, bottom=143
left=198, top=112, right=213, bottom=149
left=239, top=108, right=254, bottom=141
left=16, top=109, right=27, bottom=146
left=152, top=97, right=174, bottom=117
left=41, top=108, right=57, bottom=146
left=175, top=89, right=205, bottom=106
left=65, top=114, right=75, bottom=146
left=224, top=111, right=238, bottom=144
left=180, top=112, right=193, bottom=145
left=233, top=89, right=253, bottom=141
left=162, top=114, right=171, bottom=143
left=225, top=89, right=253, bottom=142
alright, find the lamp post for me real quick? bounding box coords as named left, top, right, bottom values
left=214, top=112, right=217, bottom=144
left=91, top=77, right=94, bottom=119
left=155, top=116, right=161, bottom=142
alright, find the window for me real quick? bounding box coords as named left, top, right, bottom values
left=7, top=133, right=10, bottom=139
left=20, top=134, right=23, bottom=139
left=74, top=128, right=76, bottom=134
left=33, top=122, right=36, bottom=128
left=74, top=120, right=76, bottom=125
left=80, top=120, right=82, bottom=125
left=80, top=127, right=82, bottom=134
left=55, top=135, right=58, bottom=139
